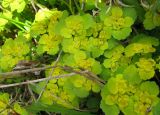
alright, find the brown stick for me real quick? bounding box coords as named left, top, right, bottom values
left=0, top=66, right=56, bottom=77
left=0, top=72, right=79, bottom=89
left=61, top=66, right=105, bottom=87
left=36, top=50, right=62, bottom=101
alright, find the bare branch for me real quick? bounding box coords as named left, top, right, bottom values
left=61, top=66, right=105, bottom=87
left=106, top=0, right=112, bottom=14
left=0, top=73, right=79, bottom=89
left=0, top=65, right=56, bottom=77
left=116, top=0, right=134, bottom=7
left=140, top=0, right=150, bottom=9
left=31, top=0, right=38, bottom=12
left=81, top=0, right=85, bottom=10
left=36, top=50, right=62, bottom=101
left=27, top=83, right=36, bottom=102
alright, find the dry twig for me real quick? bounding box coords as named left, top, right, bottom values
left=0, top=66, right=56, bottom=77
left=27, top=83, right=36, bottom=102
left=61, top=66, right=105, bottom=87
left=0, top=73, right=79, bottom=89
left=36, top=50, right=62, bottom=102
left=31, top=0, right=38, bottom=12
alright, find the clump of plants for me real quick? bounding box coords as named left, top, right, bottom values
left=0, top=0, right=160, bottom=115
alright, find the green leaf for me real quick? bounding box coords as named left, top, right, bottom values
left=36, top=45, right=44, bottom=55
left=124, top=17, right=134, bottom=27
left=91, top=47, right=104, bottom=58
left=0, top=55, right=19, bottom=71
left=2, top=0, right=26, bottom=13
left=100, top=67, right=111, bottom=81
left=107, top=77, right=118, bottom=94
left=26, top=102, right=93, bottom=115
left=34, top=8, right=54, bottom=22
left=123, top=65, right=141, bottom=85
left=153, top=13, right=160, bottom=26
left=83, top=0, right=95, bottom=10
left=82, top=14, right=95, bottom=29
left=92, top=83, right=101, bottom=93
left=100, top=101, right=120, bottom=115
left=62, top=54, right=76, bottom=66
left=0, top=93, right=9, bottom=111
left=111, top=7, right=123, bottom=17
left=107, top=38, right=119, bottom=50
left=104, top=95, right=117, bottom=105
left=74, top=50, right=87, bottom=62
left=140, top=81, right=159, bottom=96
left=61, top=28, right=73, bottom=38
left=30, top=82, right=45, bottom=94
left=132, top=34, right=159, bottom=46
left=53, top=11, right=68, bottom=35
left=136, top=58, right=155, bottom=80
left=143, top=11, right=155, bottom=30
left=153, top=101, right=160, bottom=115
left=123, top=7, right=137, bottom=21
left=48, top=45, right=59, bottom=55
left=122, top=99, right=136, bottom=115
left=0, top=11, right=12, bottom=31
left=103, top=59, right=113, bottom=68
left=101, top=83, right=110, bottom=98
left=99, top=4, right=110, bottom=21
left=122, top=0, right=145, bottom=22
left=104, top=44, right=124, bottom=58
left=37, top=34, right=61, bottom=55
left=14, top=103, right=28, bottom=115
left=30, top=21, right=47, bottom=36
left=112, top=28, right=132, bottom=40
left=73, top=87, right=89, bottom=98
left=48, top=0, right=56, bottom=6
left=91, top=61, right=102, bottom=74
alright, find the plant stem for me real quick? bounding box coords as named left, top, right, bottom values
left=0, top=73, right=80, bottom=88
left=61, top=0, right=74, bottom=14
left=0, top=15, right=30, bottom=27
left=69, top=0, right=74, bottom=14
left=74, top=0, right=83, bottom=14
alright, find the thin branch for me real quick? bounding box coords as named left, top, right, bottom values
left=116, top=0, right=134, bottom=7
left=0, top=5, right=3, bottom=10
left=0, top=65, right=56, bottom=77
left=81, top=0, right=85, bottom=10
left=61, top=0, right=74, bottom=14
left=140, top=0, right=150, bottom=9
left=132, top=26, right=138, bottom=35
left=31, top=0, right=38, bottom=12
left=36, top=50, right=62, bottom=102
left=0, top=73, right=79, bottom=89
left=74, top=0, right=82, bottom=13
left=106, top=0, right=112, bottom=14
left=61, top=66, right=105, bottom=87
left=85, top=71, right=105, bottom=84
left=54, top=50, right=63, bottom=66
left=95, top=0, right=99, bottom=9
left=28, top=83, right=36, bottom=102
left=9, top=88, right=20, bottom=104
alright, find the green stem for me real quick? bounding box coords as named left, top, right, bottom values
left=60, top=0, right=74, bottom=14
left=74, top=0, right=83, bottom=14
left=0, top=15, right=30, bottom=27
left=11, top=21, right=26, bottom=31
left=69, top=0, right=74, bottom=14
left=0, top=15, right=31, bottom=31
